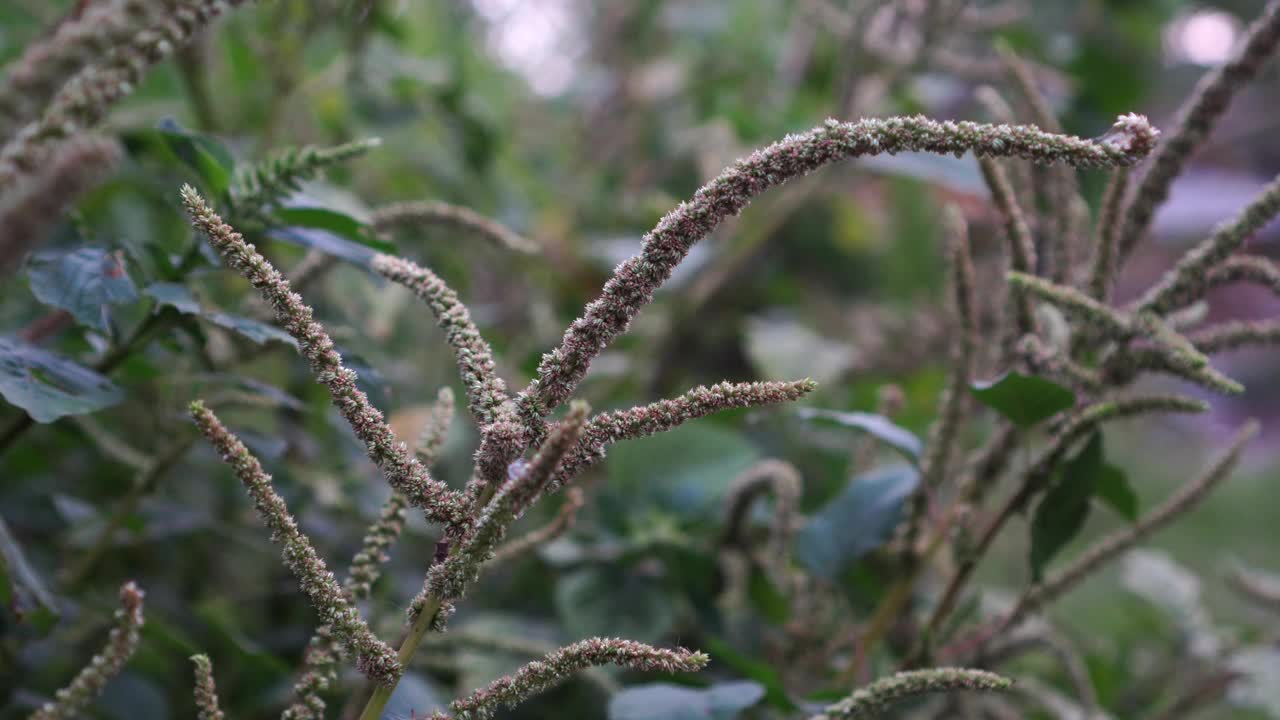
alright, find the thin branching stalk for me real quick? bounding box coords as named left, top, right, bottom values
left=1228, top=564, right=1280, bottom=613
left=180, top=187, right=470, bottom=528
left=719, top=459, right=803, bottom=585
left=188, top=401, right=401, bottom=686
left=1136, top=173, right=1280, bottom=314
left=900, top=207, right=976, bottom=558
left=1007, top=271, right=1131, bottom=339
left=1085, top=168, right=1130, bottom=302
left=996, top=42, right=1082, bottom=283
left=490, top=487, right=585, bottom=566
left=372, top=200, right=539, bottom=253
left=1191, top=318, right=1280, bottom=353
left=1116, top=0, right=1280, bottom=263
left=977, top=421, right=1257, bottom=645
left=29, top=582, right=145, bottom=720
left=921, top=395, right=1209, bottom=649
left=449, top=638, right=709, bottom=720
left=978, top=157, right=1038, bottom=344
left=974, top=85, right=1036, bottom=219
left=520, top=114, right=1159, bottom=421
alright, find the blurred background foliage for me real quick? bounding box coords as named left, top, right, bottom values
left=2, top=0, right=1280, bottom=718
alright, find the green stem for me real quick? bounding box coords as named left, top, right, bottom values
left=358, top=596, right=443, bottom=720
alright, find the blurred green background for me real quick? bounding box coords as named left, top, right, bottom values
left=2, top=0, right=1279, bottom=718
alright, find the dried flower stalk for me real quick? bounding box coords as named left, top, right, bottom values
left=190, top=654, right=225, bottom=720
left=811, top=667, right=1012, bottom=719
left=521, top=114, right=1159, bottom=421
left=181, top=186, right=469, bottom=528
left=372, top=253, right=514, bottom=430
left=1117, top=0, right=1280, bottom=263
left=0, top=0, right=254, bottom=193
left=189, top=401, right=401, bottom=686
left=426, top=402, right=589, bottom=606
left=282, top=388, right=455, bottom=720
left=372, top=200, right=538, bottom=253
left=554, top=380, right=816, bottom=488
left=0, top=0, right=157, bottom=139
left=30, top=582, right=145, bottom=720
left=0, top=136, right=120, bottom=278
left=449, top=638, right=709, bottom=719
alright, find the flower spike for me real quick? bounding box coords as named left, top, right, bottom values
left=180, top=186, right=469, bottom=528
left=521, top=114, right=1158, bottom=420
left=189, top=401, right=401, bottom=686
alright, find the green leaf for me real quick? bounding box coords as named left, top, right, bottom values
left=747, top=566, right=790, bottom=625
left=701, top=636, right=796, bottom=710
left=1029, top=432, right=1104, bottom=581
left=26, top=248, right=138, bottom=332
left=121, top=119, right=234, bottom=196
left=970, top=371, right=1076, bottom=427
left=554, top=566, right=676, bottom=644
left=273, top=206, right=394, bottom=252
left=795, top=464, right=920, bottom=580
left=0, top=336, right=124, bottom=422
left=605, top=423, right=760, bottom=527
left=142, top=282, right=201, bottom=314
left=266, top=226, right=379, bottom=268
left=1095, top=462, right=1138, bottom=522
left=795, top=407, right=922, bottom=462
left=609, top=682, right=765, bottom=720
left=143, top=283, right=297, bottom=348
left=0, top=517, right=60, bottom=629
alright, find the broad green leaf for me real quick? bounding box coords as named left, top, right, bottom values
left=143, top=283, right=297, bottom=348
left=273, top=206, right=395, bottom=253
left=266, top=226, right=379, bottom=268
left=0, top=517, right=60, bottom=629
left=970, top=372, right=1075, bottom=427
left=605, top=423, right=760, bottom=526
left=702, top=636, right=796, bottom=710
left=609, top=681, right=765, bottom=720
left=795, top=464, right=920, bottom=580
left=143, top=282, right=202, bottom=314
left=121, top=119, right=234, bottom=196
left=795, top=407, right=922, bottom=462
left=26, top=248, right=138, bottom=331
left=747, top=566, right=790, bottom=625
left=554, top=566, right=676, bottom=644
left=1029, top=432, right=1103, bottom=581
left=204, top=311, right=297, bottom=347
left=0, top=336, right=123, bottom=422
left=1095, top=462, right=1138, bottom=522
